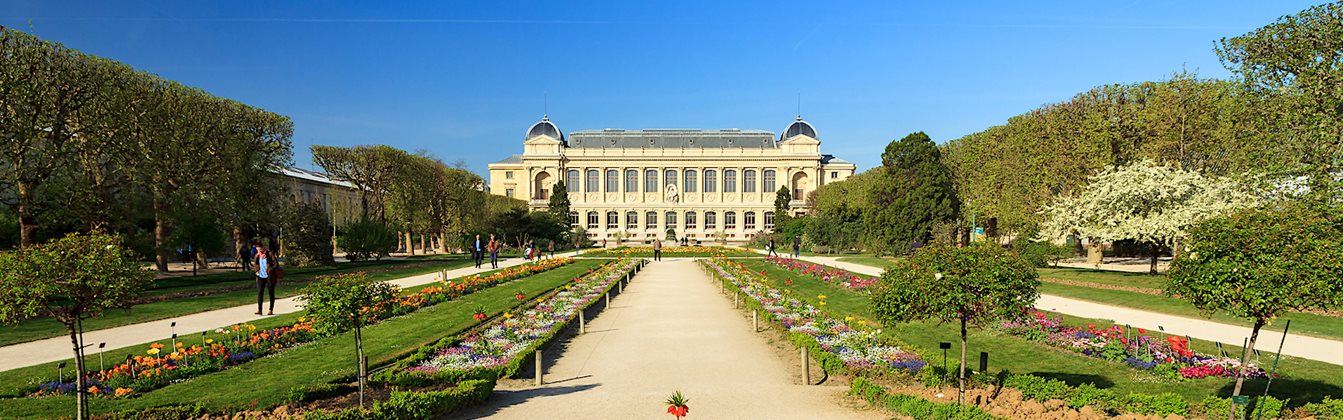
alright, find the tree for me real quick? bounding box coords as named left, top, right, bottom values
left=773, top=185, right=792, bottom=230
left=865, top=132, right=960, bottom=256
left=282, top=201, right=335, bottom=267
left=167, top=211, right=228, bottom=276
left=299, top=273, right=398, bottom=407
left=311, top=145, right=408, bottom=222
left=1040, top=160, right=1262, bottom=274
left=1168, top=204, right=1343, bottom=415
left=337, top=218, right=398, bottom=261
left=871, top=243, right=1038, bottom=406
left=549, top=180, right=571, bottom=219
left=0, top=233, right=154, bottom=419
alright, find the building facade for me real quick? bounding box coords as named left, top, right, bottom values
left=487, top=116, right=856, bottom=244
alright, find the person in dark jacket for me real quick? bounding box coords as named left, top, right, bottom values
left=792, top=235, right=801, bottom=259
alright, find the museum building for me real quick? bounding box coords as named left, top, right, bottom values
left=487, top=115, right=856, bottom=243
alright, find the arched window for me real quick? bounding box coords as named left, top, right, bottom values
left=704, top=170, right=718, bottom=193
left=646, top=211, right=658, bottom=229
left=764, top=211, right=775, bottom=229
left=705, top=211, right=717, bottom=229
left=605, top=169, right=618, bottom=193
left=567, top=170, right=580, bottom=192
left=744, top=212, right=756, bottom=230
left=607, top=211, right=619, bottom=229
left=666, top=211, right=678, bottom=228
left=743, top=170, right=757, bottom=193
left=625, top=170, right=638, bottom=193
left=763, top=170, right=777, bottom=192
left=724, top=170, right=738, bottom=193
left=569, top=211, right=580, bottom=227
left=665, top=169, right=678, bottom=188
left=685, top=211, right=698, bottom=229
left=725, top=211, right=737, bottom=229
left=684, top=169, right=698, bottom=193
left=626, top=211, right=639, bottom=229
left=645, top=169, right=658, bottom=192
left=586, top=169, right=599, bottom=193
left=587, top=211, right=599, bottom=229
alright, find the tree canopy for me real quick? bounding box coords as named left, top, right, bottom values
left=865, top=132, right=959, bottom=255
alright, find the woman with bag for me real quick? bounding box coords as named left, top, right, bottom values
left=254, top=245, right=282, bottom=315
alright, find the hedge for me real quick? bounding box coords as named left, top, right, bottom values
left=301, top=379, right=495, bottom=420
left=851, top=377, right=1002, bottom=420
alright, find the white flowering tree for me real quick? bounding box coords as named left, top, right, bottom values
left=1040, top=160, right=1261, bottom=274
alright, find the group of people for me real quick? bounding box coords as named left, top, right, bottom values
left=765, top=235, right=802, bottom=259
left=470, top=234, right=502, bottom=269
left=522, top=239, right=555, bottom=261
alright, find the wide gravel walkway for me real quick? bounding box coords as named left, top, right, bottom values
left=778, top=252, right=1343, bottom=367
left=0, top=253, right=574, bottom=372
left=457, top=258, right=879, bottom=420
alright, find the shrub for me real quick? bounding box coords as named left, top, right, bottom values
left=1002, top=374, right=1069, bottom=402
left=1065, top=383, right=1115, bottom=411
left=93, top=405, right=208, bottom=420
left=283, top=201, right=335, bottom=267
left=337, top=218, right=398, bottom=261
left=1012, top=238, right=1075, bottom=268
left=851, top=377, right=1002, bottom=420
left=1302, top=396, right=1343, bottom=419
left=301, top=379, right=495, bottom=420
left=1122, top=392, right=1188, bottom=416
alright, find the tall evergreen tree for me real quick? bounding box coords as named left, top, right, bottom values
left=773, top=185, right=792, bottom=231
left=865, top=132, right=960, bottom=255
left=548, top=180, right=571, bottom=220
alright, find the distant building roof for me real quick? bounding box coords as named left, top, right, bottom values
left=279, top=167, right=355, bottom=189
left=526, top=116, right=564, bottom=142
left=821, top=155, right=852, bottom=165
left=782, top=115, right=819, bottom=141
left=493, top=154, right=523, bottom=165
left=567, top=128, right=779, bottom=148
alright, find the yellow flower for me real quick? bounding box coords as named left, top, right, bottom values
left=205, top=339, right=214, bottom=344
left=819, top=301, right=827, bottom=306
left=503, top=312, right=514, bottom=319
left=146, top=348, right=160, bottom=356
left=858, top=320, right=868, bottom=326
left=817, top=294, right=827, bottom=300
left=844, top=315, right=855, bottom=322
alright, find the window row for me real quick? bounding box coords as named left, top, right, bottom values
left=571, top=211, right=775, bottom=231
left=565, top=169, right=779, bottom=194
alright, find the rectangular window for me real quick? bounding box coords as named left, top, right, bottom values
left=763, top=170, right=776, bottom=192
left=831, top=171, right=838, bottom=179
left=725, top=212, right=737, bottom=229
left=606, top=170, right=618, bottom=193
left=505, top=188, right=514, bottom=198
left=587, top=212, right=599, bottom=229
left=569, top=212, right=579, bottom=226
left=586, top=170, right=599, bottom=193
left=607, top=212, right=619, bottom=229
left=705, top=212, right=717, bottom=229
left=625, top=170, right=638, bottom=193
left=686, top=211, right=698, bottom=229
left=666, top=211, right=677, bottom=228
left=645, top=169, right=658, bottom=193
left=744, top=212, right=756, bottom=230
left=684, top=170, right=698, bottom=193
left=724, top=170, right=737, bottom=193
left=505, top=171, right=514, bottom=179
left=744, top=170, right=757, bottom=193
left=704, top=170, right=717, bottom=193
left=567, top=170, right=580, bottom=192
left=665, top=170, right=678, bottom=188
left=626, top=211, right=639, bottom=229
left=646, top=212, right=658, bottom=229
left=764, top=212, right=775, bottom=229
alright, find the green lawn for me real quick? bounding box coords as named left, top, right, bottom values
left=1037, top=267, right=1167, bottom=289
left=0, top=259, right=610, bottom=417
left=732, top=258, right=1343, bottom=408
left=835, top=255, right=901, bottom=269
left=0, top=255, right=475, bottom=347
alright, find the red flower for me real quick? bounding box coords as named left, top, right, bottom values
left=1087, top=323, right=1095, bottom=329
left=1138, top=328, right=1147, bottom=334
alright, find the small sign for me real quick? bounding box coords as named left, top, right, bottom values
left=939, top=342, right=952, bottom=350
left=972, top=227, right=985, bottom=235
left=1231, top=395, right=1249, bottom=405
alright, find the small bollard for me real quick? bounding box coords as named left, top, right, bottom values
left=801, top=346, right=811, bottom=385
left=605, top=292, right=610, bottom=307
left=535, top=350, right=543, bottom=386
left=753, top=310, right=758, bottom=332
left=734, top=292, right=739, bottom=308
left=720, top=280, right=724, bottom=294
left=579, top=311, right=586, bottom=334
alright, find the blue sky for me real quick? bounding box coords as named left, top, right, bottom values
left=0, top=1, right=1321, bottom=175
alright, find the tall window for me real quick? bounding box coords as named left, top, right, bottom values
left=744, top=212, right=756, bottom=230
left=705, top=211, right=717, bottom=229
left=626, top=211, right=639, bottom=229
left=764, top=211, right=775, bottom=229
left=724, top=170, right=737, bottom=193
left=567, top=170, right=580, bottom=192
left=645, top=169, right=658, bottom=192
left=587, top=211, right=599, bottom=229
left=725, top=211, right=737, bottom=229
left=586, top=169, right=599, bottom=193
left=684, top=170, right=698, bottom=193
left=605, top=169, right=618, bottom=193
left=704, top=170, right=718, bottom=193
left=607, top=211, right=619, bottom=229
left=686, top=211, right=698, bottom=229
left=625, top=169, right=638, bottom=192
left=763, top=170, right=777, bottom=192
left=646, top=211, right=658, bottom=229
left=569, top=211, right=579, bottom=227
left=744, top=170, right=757, bottom=193
left=665, top=169, right=678, bottom=188
left=666, top=211, right=678, bottom=228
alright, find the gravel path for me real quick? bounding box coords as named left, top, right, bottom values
left=0, top=253, right=575, bottom=372
left=457, top=258, right=880, bottom=420
left=778, top=252, right=1343, bottom=367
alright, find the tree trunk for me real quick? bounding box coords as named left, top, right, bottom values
left=405, top=230, right=415, bottom=256
left=17, top=180, right=37, bottom=248
left=152, top=195, right=170, bottom=273
left=438, top=230, right=448, bottom=253
left=419, top=232, right=426, bottom=254
left=1149, top=243, right=1160, bottom=275
left=959, top=318, right=968, bottom=407
left=1230, top=318, right=1265, bottom=420
left=67, top=321, right=87, bottom=420
left=233, top=227, right=247, bottom=270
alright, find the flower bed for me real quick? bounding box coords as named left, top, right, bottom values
left=584, top=246, right=758, bottom=258
left=1001, top=311, right=1269, bottom=380
left=26, top=258, right=576, bottom=399
left=387, top=259, right=641, bottom=383
left=701, top=258, right=924, bottom=375
left=763, top=256, right=878, bottom=290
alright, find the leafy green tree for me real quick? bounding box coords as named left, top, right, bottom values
left=282, top=201, right=335, bottom=267
left=1168, top=204, right=1343, bottom=409
left=1040, top=159, right=1261, bottom=274
left=866, top=132, right=959, bottom=255
left=0, top=233, right=154, bottom=419
left=871, top=243, right=1038, bottom=405
left=773, top=185, right=792, bottom=229
left=312, top=145, right=408, bottom=222
left=337, top=218, right=398, bottom=261
left=299, top=273, right=398, bottom=407
left=168, top=211, right=228, bottom=276
left=549, top=180, right=571, bottom=220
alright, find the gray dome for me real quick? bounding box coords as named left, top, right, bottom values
left=782, top=115, right=818, bottom=140
left=526, top=115, right=564, bottom=141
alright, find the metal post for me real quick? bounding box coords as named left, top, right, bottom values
left=535, top=350, right=543, bottom=386
left=753, top=310, right=758, bottom=332
left=98, top=343, right=106, bottom=372
left=606, top=292, right=610, bottom=307
left=579, top=311, right=586, bottom=334
left=801, top=346, right=810, bottom=385
left=1255, top=320, right=1291, bottom=420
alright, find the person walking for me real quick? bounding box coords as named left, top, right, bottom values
left=792, top=235, right=801, bottom=259
left=254, top=245, right=276, bottom=315
left=238, top=243, right=252, bottom=271
left=653, top=238, right=663, bottom=261
left=768, top=238, right=779, bottom=257
left=471, top=234, right=483, bottom=268
left=487, top=234, right=500, bottom=269
left=547, top=240, right=555, bottom=259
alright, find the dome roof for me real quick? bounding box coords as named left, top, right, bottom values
left=782, top=115, right=818, bottom=140
left=525, top=115, right=564, bottom=141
